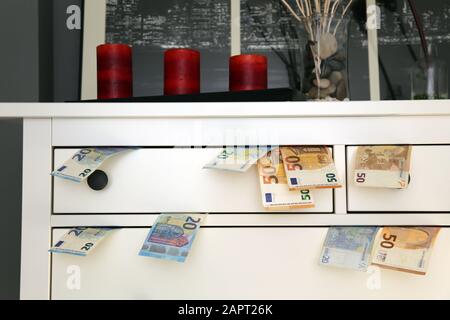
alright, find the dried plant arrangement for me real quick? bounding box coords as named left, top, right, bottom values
left=281, top=0, right=353, bottom=34
left=281, top=0, right=355, bottom=100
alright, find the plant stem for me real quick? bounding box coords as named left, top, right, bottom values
left=406, top=0, right=429, bottom=64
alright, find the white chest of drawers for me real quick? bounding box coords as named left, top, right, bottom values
left=6, top=100, right=450, bottom=300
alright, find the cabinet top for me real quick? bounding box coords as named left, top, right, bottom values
left=1, top=100, right=449, bottom=119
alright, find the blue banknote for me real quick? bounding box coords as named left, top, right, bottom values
left=319, top=227, right=380, bottom=271
left=50, top=227, right=114, bottom=256
left=139, top=214, right=206, bottom=263
left=52, top=147, right=136, bottom=182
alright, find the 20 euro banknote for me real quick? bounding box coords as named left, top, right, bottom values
left=139, top=213, right=207, bottom=263
left=52, top=147, right=134, bottom=182
left=203, top=146, right=274, bottom=172
left=49, top=227, right=114, bottom=256
left=319, top=227, right=379, bottom=271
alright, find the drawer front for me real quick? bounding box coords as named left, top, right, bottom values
left=347, top=146, right=450, bottom=212
left=53, top=148, right=334, bottom=213
left=51, top=228, right=450, bottom=300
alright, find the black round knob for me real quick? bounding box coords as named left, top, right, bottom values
left=87, top=170, right=108, bottom=191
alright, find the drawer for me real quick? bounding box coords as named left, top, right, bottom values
left=347, top=146, right=450, bottom=212
left=51, top=228, right=450, bottom=300
left=53, top=148, right=334, bottom=213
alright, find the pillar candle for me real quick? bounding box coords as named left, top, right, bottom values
left=164, top=48, right=200, bottom=96
left=229, top=54, right=268, bottom=92
left=97, top=44, right=133, bottom=100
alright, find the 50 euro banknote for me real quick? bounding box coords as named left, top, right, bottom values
left=280, top=146, right=341, bottom=190
left=52, top=147, right=135, bottom=182
left=353, top=146, right=412, bottom=189
left=371, top=227, right=440, bottom=275
left=203, top=146, right=275, bottom=172
left=139, top=213, right=207, bottom=263
left=319, top=227, right=379, bottom=271
left=49, top=227, right=114, bottom=256
left=257, top=148, right=314, bottom=210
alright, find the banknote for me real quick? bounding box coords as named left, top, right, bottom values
left=203, top=146, right=274, bottom=172
left=353, top=146, right=412, bottom=189
left=280, top=146, right=341, bottom=190
left=139, top=213, right=207, bottom=263
left=52, top=147, right=134, bottom=182
left=319, top=227, right=379, bottom=271
left=257, top=148, right=314, bottom=210
left=49, top=227, right=114, bottom=256
left=371, top=227, right=440, bottom=275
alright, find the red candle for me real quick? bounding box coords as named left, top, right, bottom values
left=97, top=44, right=133, bottom=100
left=229, top=54, right=268, bottom=92
left=164, top=49, right=200, bottom=96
